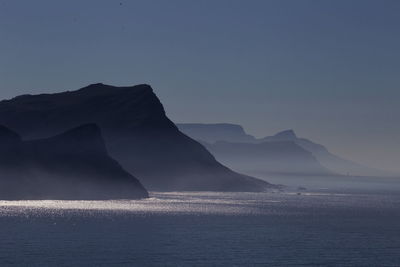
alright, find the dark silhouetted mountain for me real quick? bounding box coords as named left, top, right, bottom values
left=177, top=123, right=256, bottom=143
left=202, top=140, right=334, bottom=176
left=0, top=124, right=148, bottom=200
left=261, top=130, right=391, bottom=177
left=0, top=84, right=272, bottom=192
left=0, top=125, right=21, bottom=144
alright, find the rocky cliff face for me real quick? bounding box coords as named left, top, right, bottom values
left=0, top=84, right=272, bottom=192
left=0, top=124, right=149, bottom=200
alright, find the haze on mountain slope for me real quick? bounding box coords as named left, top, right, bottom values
left=0, top=124, right=148, bottom=199
left=178, top=123, right=392, bottom=177
left=0, top=84, right=273, bottom=192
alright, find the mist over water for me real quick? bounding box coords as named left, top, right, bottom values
left=1, top=190, right=400, bottom=266
left=241, top=172, right=400, bottom=194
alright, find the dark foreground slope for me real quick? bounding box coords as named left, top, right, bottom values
left=0, top=124, right=148, bottom=200
left=203, top=140, right=334, bottom=176
left=0, top=84, right=272, bottom=192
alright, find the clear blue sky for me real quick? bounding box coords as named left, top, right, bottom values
left=1, top=0, right=400, bottom=172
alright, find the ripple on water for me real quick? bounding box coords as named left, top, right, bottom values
left=0, top=191, right=400, bottom=266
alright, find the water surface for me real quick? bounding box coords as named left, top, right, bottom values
left=0, top=191, right=400, bottom=266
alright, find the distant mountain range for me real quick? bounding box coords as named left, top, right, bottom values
left=177, top=123, right=391, bottom=177
left=0, top=124, right=148, bottom=199
left=202, top=140, right=334, bottom=176
left=0, top=84, right=272, bottom=192
left=261, top=130, right=391, bottom=177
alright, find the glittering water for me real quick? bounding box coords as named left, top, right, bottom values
left=0, top=191, right=400, bottom=266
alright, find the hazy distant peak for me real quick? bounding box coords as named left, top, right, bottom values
left=179, top=123, right=246, bottom=131
left=273, top=129, right=297, bottom=140
left=177, top=123, right=256, bottom=143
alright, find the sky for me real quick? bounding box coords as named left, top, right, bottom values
left=1, top=0, right=400, bottom=173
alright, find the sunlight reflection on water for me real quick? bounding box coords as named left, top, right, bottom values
left=0, top=191, right=399, bottom=217
left=0, top=191, right=400, bottom=266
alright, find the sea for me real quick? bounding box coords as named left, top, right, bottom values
left=0, top=176, right=400, bottom=266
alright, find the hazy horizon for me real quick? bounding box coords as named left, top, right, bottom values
left=1, top=0, right=400, bottom=173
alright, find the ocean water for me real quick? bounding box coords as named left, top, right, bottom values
left=0, top=191, right=400, bottom=266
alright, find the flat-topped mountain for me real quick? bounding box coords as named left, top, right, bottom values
left=202, top=140, right=334, bottom=176
left=0, top=84, right=272, bottom=192
left=0, top=124, right=148, bottom=200
left=177, top=123, right=256, bottom=143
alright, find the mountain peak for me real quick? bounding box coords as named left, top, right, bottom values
left=83, top=83, right=108, bottom=88
left=274, top=129, right=297, bottom=140
left=0, top=125, right=149, bottom=200
left=43, top=124, right=107, bottom=155
left=0, top=125, right=22, bottom=144
left=88, top=82, right=105, bottom=86
left=60, top=123, right=101, bottom=138
left=81, top=83, right=152, bottom=90
left=177, top=123, right=257, bottom=143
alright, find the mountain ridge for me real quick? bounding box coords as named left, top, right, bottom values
left=262, top=129, right=392, bottom=177
left=201, top=140, right=334, bottom=176
left=178, top=123, right=392, bottom=177
left=0, top=84, right=273, bottom=192
left=0, top=124, right=149, bottom=200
